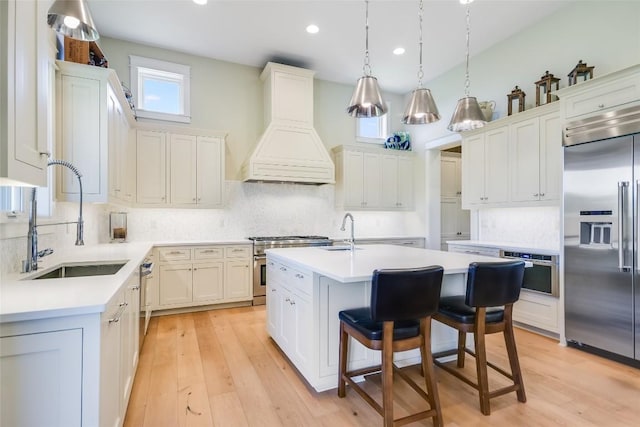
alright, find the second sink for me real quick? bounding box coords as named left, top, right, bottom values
left=27, top=262, right=127, bottom=280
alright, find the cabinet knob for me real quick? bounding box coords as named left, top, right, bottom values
left=534, top=193, right=539, bottom=197
left=598, top=103, right=605, bottom=108
left=540, top=192, right=545, bottom=197
left=290, top=300, right=296, bottom=306
left=271, top=288, right=276, bottom=292
left=193, top=198, right=196, bottom=201
left=285, top=297, right=291, bottom=302
left=280, top=267, right=287, bottom=271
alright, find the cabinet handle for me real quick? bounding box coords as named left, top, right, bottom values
left=280, top=267, right=287, bottom=271
left=39, top=151, right=51, bottom=157
left=540, top=193, right=545, bottom=197
left=161, top=197, right=165, bottom=201
left=197, top=198, right=201, bottom=201
left=193, top=268, right=197, bottom=271
left=268, top=261, right=274, bottom=266
left=285, top=297, right=291, bottom=302
left=202, top=249, right=217, bottom=253
left=295, top=273, right=304, bottom=279
left=108, top=302, right=128, bottom=324
left=131, top=285, right=140, bottom=290
left=534, top=193, right=539, bottom=197
left=168, top=251, right=183, bottom=255
left=598, top=103, right=605, bottom=108
left=271, top=288, right=277, bottom=292
left=192, top=198, right=196, bottom=201
left=232, top=249, right=244, bottom=252
left=290, top=300, right=296, bottom=306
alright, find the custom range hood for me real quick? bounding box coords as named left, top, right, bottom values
left=241, top=62, right=335, bottom=184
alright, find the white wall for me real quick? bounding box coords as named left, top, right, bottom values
left=419, top=1, right=640, bottom=249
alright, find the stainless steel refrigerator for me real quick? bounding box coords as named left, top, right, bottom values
left=563, top=105, right=640, bottom=364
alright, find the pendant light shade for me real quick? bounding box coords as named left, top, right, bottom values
left=347, top=75, right=387, bottom=117
left=447, top=0, right=486, bottom=132
left=402, top=88, right=440, bottom=124
left=448, top=96, right=486, bottom=132
left=347, top=0, right=388, bottom=118
left=402, top=0, right=439, bottom=125
left=47, top=0, right=99, bottom=41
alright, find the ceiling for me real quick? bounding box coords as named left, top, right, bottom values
left=87, top=0, right=574, bottom=94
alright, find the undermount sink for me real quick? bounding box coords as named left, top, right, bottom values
left=322, top=246, right=363, bottom=251
left=26, top=261, right=127, bottom=280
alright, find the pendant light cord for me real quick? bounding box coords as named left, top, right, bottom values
left=417, top=0, right=424, bottom=88
left=464, top=2, right=471, bottom=96
left=363, top=0, right=372, bottom=76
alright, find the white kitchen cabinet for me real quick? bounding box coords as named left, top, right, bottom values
left=510, top=109, right=561, bottom=203
left=108, top=93, right=136, bottom=204
left=169, top=134, right=224, bottom=207
left=56, top=60, right=135, bottom=203
left=136, top=129, right=167, bottom=205
left=561, top=64, right=640, bottom=120
left=120, top=274, right=140, bottom=413
left=441, top=152, right=462, bottom=198
left=355, top=237, right=426, bottom=248
left=462, top=125, right=509, bottom=208
left=154, top=244, right=252, bottom=310
left=512, top=291, right=559, bottom=334
left=0, top=328, right=83, bottom=427
left=100, top=288, right=124, bottom=427
left=440, top=198, right=470, bottom=249
left=0, top=0, right=51, bottom=186
left=333, top=145, right=414, bottom=211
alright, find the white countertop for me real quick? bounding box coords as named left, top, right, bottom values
left=266, top=244, right=506, bottom=283
left=1, top=242, right=153, bottom=323
left=446, top=240, right=560, bottom=256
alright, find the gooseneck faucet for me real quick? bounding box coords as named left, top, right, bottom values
left=23, top=159, right=84, bottom=273
left=340, top=212, right=355, bottom=251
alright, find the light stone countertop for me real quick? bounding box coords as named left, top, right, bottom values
left=0, top=239, right=259, bottom=324
left=266, top=244, right=507, bottom=283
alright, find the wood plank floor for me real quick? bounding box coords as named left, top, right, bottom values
left=125, top=306, right=640, bottom=426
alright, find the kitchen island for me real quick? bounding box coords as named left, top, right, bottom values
left=265, top=244, right=504, bottom=392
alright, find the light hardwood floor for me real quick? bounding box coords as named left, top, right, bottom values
left=125, top=306, right=640, bottom=427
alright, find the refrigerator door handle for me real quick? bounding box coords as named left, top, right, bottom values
left=637, top=180, right=640, bottom=271
left=618, top=181, right=630, bottom=271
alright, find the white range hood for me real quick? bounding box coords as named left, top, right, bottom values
left=241, top=62, right=335, bottom=184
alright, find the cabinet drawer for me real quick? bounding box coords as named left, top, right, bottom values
left=287, top=266, right=313, bottom=296
left=564, top=73, right=640, bottom=119
left=158, top=247, right=192, bottom=262
left=513, top=291, right=558, bottom=333
left=194, top=247, right=224, bottom=260
left=225, top=246, right=251, bottom=258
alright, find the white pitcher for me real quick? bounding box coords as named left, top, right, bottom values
left=479, top=100, right=496, bottom=121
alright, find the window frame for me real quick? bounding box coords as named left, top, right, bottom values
left=355, top=102, right=390, bottom=144
left=129, top=55, right=191, bottom=123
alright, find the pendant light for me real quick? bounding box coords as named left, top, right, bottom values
left=402, top=0, right=440, bottom=125
left=447, top=0, right=486, bottom=132
left=47, top=0, right=99, bottom=41
left=347, top=0, right=387, bottom=118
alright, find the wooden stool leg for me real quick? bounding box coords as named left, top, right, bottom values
left=338, top=321, right=348, bottom=398
left=504, top=311, right=526, bottom=403
left=457, top=330, right=466, bottom=368
left=474, top=309, right=491, bottom=415
left=421, top=318, right=443, bottom=427
left=382, top=322, right=395, bottom=427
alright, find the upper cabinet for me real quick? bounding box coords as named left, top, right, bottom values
left=0, top=0, right=53, bottom=186
left=461, top=102, right=560, bottom=209
left=136, top=126, right=226, bottom=208
left=55, top=61, right=136, bottom=203
left=333, top=145, right=414, bottom=211
left=440, top=153, right=462, bottom=198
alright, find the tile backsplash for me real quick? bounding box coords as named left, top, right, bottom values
left=478, top=206, right=560, bottom=249
left=1, top=181, right=425, bottom=273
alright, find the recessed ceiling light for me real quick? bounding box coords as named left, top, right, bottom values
left=193, top=0, right=207, bottom=5
left=306, top=24, right=319, bottom=34
left=393, top=47, right=405, bottom=55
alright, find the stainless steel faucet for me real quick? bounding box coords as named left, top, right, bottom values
left=340, top=213, right=355, bottom=251
left=23, top=160, right=84, bottom=273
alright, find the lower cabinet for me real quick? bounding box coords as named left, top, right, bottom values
left=513, top=291, right=559, bottom=334
left=154, top=245, right=252, bottom=310
left=0, top=329, right=83, bottom=427
left=0, top=270, right=140, bottom=427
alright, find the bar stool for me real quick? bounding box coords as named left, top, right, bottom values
left=338, top=266, right=444, bottom=427
left=433, top=261, right=526, bottom=416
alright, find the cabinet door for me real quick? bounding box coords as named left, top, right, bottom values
left=196, top=136, right=223, bottom=206
left=380, top=154, right=398, bottom=208
left=343, top=150, right=365, bottom=207
left=1, top=329, right=83, bottom=427
left=441, top=155, right=461, bottom=198
left=169, top=134, right=197, bottom=205
left=510, top=118, right=541, bottom=202
left=279, top=285, right=295, bottom=352
left=108, top=87, right=123, bottom=199
left=58, top=74, right=104, bottom=201
left=193, top=262, right=224, bottom=302
left=539, top=111, right=562, bottom=202
left=224, top=260, right=251, bottom=301
left=293, top=291, right=312, bottom=372
left=484, top=126, right=509, bottom=204
left=440, top=198, right=460, bottom=239
left=101, top=294, right=123, bottom=427
left=120, top=280, right=139, bottom=417
left=362, top=152, right=381, bottom=208
left=159, top=264, right=193, bottom=306
left=266, top=281, right=281, bottom=338
left=461, top=134, right=485, bottom=207
left=136, top=130, right=167, bottom=204
left=1, top=0, right=49, bottom=186
left=396, top=156, right=414, bottom=209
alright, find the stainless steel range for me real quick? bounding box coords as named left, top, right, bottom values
left=248, top=236, right=331, bottom=305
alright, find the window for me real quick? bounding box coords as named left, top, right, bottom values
left=130, top=55, right=191, bottom=123
left=355, top=103, right=390, bottom=143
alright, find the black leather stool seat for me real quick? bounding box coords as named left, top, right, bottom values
left=438, top=295, right=504, bottom=324
left=338, top=308, right=420, bottom=341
